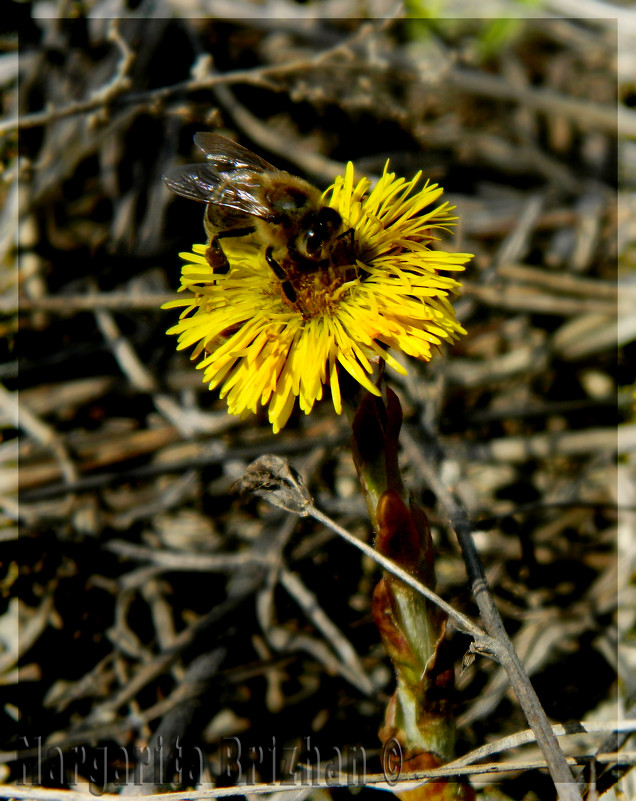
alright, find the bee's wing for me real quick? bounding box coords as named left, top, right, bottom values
left=163, top=133, right=282, bottom=220
left=163, top=162, right=276, bottom=220
left=194, top=133, right=278, bottom=174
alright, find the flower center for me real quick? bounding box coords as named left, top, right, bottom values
left=273, top=256, right=362, bottom=319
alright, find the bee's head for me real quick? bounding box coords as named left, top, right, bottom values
left=297, top=207, right=344, bottom=260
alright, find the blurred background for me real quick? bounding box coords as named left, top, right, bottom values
left=2, top=3, right=634, bottom=799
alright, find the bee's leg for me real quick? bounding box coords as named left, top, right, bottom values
left=281, top=282, right=298, bottom=304
left=266, top=246, right=297, bottom=305
left=336, top=226, right=356, bottom=260
left=265, top=246, right=285, bottom=280
left=205, top=237, right=230, bottom=275
left=205, top=222, right=255, bottom=275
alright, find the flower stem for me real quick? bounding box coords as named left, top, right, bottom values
left=344, top=382, right=474, bottom=800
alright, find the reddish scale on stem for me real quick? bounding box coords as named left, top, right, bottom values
left=375, top=490, right=435, bottom=580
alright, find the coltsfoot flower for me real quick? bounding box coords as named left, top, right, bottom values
left=163, top=161, right=472, bottom=433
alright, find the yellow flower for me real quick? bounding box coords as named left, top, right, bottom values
left=163, top=162, right=472, bottom=433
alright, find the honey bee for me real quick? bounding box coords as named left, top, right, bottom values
left=163, top=133, right=354, bottom=315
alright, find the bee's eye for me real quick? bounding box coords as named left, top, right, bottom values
left=305, top=228, right=322, bottom=254
left=303, top=208, right=342, bottom=255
